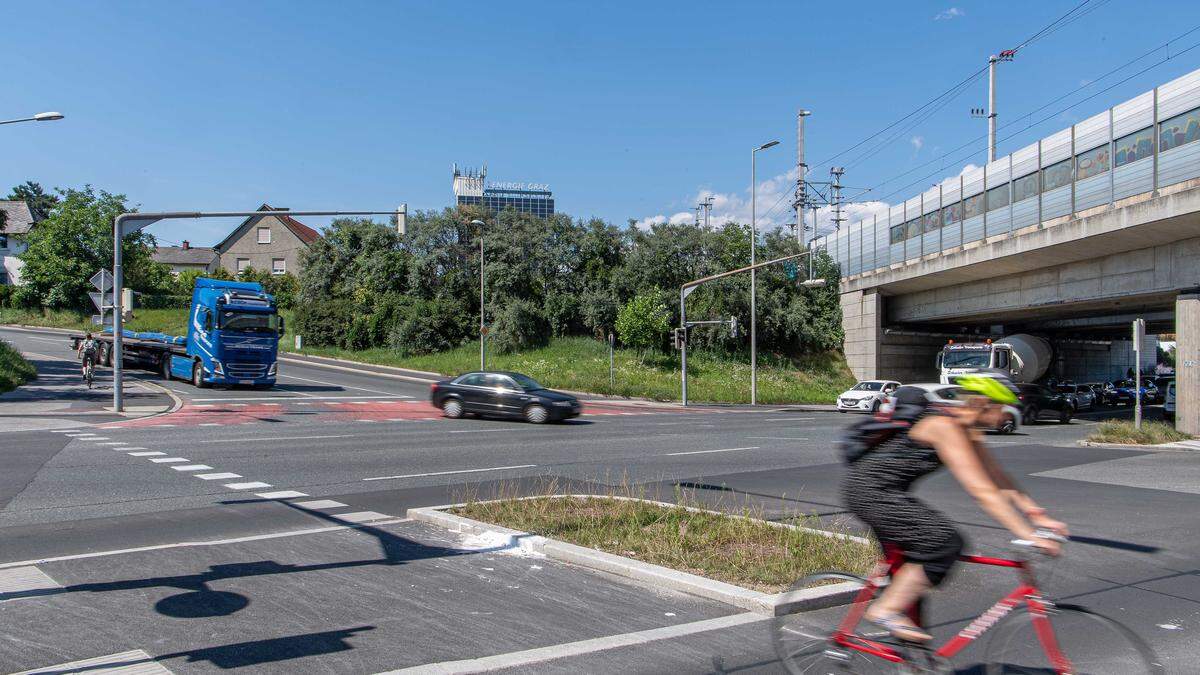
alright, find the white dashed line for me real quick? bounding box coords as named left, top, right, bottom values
left=363, top=464, right=537, bottom=482
left=293, top=500, right=347, bottom=510
left=172, top=464, right=214, bottom=471
left=330, top=511, right=392, bottom=524
left=149, top=457, right=190, bottom=463
left=128, top=451, right=166, bottom=457
left=121, top=447, right=148, bottom=451
left=664, top=446, right=760, bottom=457
left=255, top=490, right=309, bottom=499
left=225, top=481, right=272, bottom=490
left=199, top=423, right=222, bottom=427
left=196, top=472, right=242, bottom=480
left=97, top=442, right=126, bottom=446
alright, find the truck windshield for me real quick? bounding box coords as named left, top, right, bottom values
left=942, top=351, right=990, bottom=368
left=220, top=311, right=280, bottom=333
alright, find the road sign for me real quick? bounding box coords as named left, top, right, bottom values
left=90, top=269, right=113, bottom=292
left=89, top=291, right=113, bottom=313
left=91, top=314, right=113, bottom=326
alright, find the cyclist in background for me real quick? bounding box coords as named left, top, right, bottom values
left=841, top=375, right=1068, bottom=643
left=77, top=333, right=99, bottom=381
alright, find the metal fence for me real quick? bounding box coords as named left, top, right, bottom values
left=814, top=67, right=1200, bottom=278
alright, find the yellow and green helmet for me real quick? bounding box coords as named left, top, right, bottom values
left=954, top=374, right=1020, bottom=405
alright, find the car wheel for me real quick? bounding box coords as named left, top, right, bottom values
left=1023, top=406, right=1039, bottom=425
left=1058, top=408, right=1072, bottom=424
left=524, top=404, right=549, bottom=424
left=996, top=414, right=1016, bottom=435
left=441, top=398, right=464, bottom=419
left=192, top=361, right=209, bottom=389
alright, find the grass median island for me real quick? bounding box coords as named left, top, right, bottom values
left=1087, top=419, right=1192, bottom=445
left=450, top=488, right=876, bottom=593
left=0, top=339, right=37, bottom=393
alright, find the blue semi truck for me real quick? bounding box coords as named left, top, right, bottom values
left=73, top=277, right=284, bottom=389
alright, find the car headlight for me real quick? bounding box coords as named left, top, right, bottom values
left=268, top=362, right=277, bottom=376
left=551, top=401, right=573, bottom=407
left=212, top=359, right=223, bottom=375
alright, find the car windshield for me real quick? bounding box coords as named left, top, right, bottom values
left=508, top=373, right=544, bottom=391
left=852, top=382, right=884, bottom=391
left=942, top=351, right=990, bottom=368
left=219, top=311, right=280, bottom=333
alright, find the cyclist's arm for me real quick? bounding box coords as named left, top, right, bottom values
left=969, top=439, right=1066, bottom=534
left=912, top=416, right=1036, bottom=540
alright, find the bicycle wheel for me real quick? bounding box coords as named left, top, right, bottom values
left=772, top=572, right=893, bottom=674
left=984, top=603, right=1163, bottom=674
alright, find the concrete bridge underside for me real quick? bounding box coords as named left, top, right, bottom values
left=840, top=180, right=1200, bottom=434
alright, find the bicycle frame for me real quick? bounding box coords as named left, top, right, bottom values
left=828, top=548, right=1073, bottom=673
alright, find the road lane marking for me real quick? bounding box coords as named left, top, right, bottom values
left=97, top=442, right=126, bottom=446
left=363, top=464, right=537, bottom=482
left=278, top=372, right=400, bottom=396
left=381, top=612, right=765, bottom=674
left=128, top=451, right=165, bottom=457
left=761, top=417, right=817, bottom=422
left=150, top=458, right=189, bottom=463
left=293, top=499, right=347, bottom=509
left=746, top=436, right=811, bottom=441
left=171, top=464, right=214, bottom=471
left=330, top=511, right=392, bottom=524
left=664, top=446, right=759, bottom=456
left=9, top=649, right=171, bottom=675
left=196, top=472, right=242, bottom=480
left=121, top=447, right=148, bottom=451
left=198, top=423, right=221, bottom=427
left=225, top=481, right=272, bottom=489
left=447, top=428, right=519, bottom=434
left=196, top=434, right=356, bottom=443
left=255, top=490, right=309, bottom=499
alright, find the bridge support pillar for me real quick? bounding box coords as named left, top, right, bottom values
left=842, top=289, right=883, bottom=381
left=1177, top=292, right=1200, bottom=435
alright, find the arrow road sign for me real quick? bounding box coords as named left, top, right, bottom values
left=90, top=269, right=113, bottom=292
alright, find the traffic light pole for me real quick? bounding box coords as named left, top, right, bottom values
left=679, top=249, right=823, bottom=406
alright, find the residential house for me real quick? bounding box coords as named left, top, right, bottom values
left=152, top=240, right=219, bottom=276
left=0, top=200, right=36, bottom=285
left=213, top=204, right=320, bottom=276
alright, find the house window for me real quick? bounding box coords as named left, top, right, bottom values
left=272, top=258, right=285, bottom=275
left=0, top=271, right=7, bottom=285
left=257, top=227, right=271, bottom=244
left=0, top=234, right=7, bottom=249
left=236, top=258, right=250, bottom=273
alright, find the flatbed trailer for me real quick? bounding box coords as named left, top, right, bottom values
left=70, top=332, right=186, bottom=380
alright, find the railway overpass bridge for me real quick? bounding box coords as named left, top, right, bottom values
left=820, top=68, right=1200, bottom=433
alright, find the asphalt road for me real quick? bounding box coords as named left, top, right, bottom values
left=0, top=325, right=1195, bottom=674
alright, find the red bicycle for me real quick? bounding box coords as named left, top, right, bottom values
left=772, top=536, right=1163, bottom=673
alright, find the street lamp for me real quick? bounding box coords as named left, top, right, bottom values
left=750, top=139, right=780, bottom=406
left=0, top=111, right=65, bottom=126
left=470, top=218, right=487, bottom=371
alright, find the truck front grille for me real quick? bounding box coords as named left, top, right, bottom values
left=226, top=362, right=268, bottom=378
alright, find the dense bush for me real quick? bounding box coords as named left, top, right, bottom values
left=0, top=284, right=14, bottom=309
left=490, top=298, right=551, bottom=354
left=388, top=297, right=473, bottom=356
left=616, top=293, right=671, bottom=357
left=293, top=301, right=354, bottom=348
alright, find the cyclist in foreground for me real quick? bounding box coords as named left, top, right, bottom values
left=77, top=333, right=99, bottom=383
left=841, top=375, right=1068, bottom=643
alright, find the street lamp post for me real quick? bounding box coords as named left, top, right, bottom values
left=470, top=219, right=487, bottom=371
left=750, top=140, right=780, bottom=405
left=0, top=111, right=64, bottom=126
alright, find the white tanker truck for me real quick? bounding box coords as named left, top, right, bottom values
left=937, top=334, right=1053, bottom=384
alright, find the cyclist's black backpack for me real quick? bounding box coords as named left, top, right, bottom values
left=837, top=386, right=931, bottom=465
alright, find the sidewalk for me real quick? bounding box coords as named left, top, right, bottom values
left=0, top=351, right=177, bottom=432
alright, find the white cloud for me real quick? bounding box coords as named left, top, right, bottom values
left=934, top=7, right=964, bottom=20
left=910, top=135, right=924, bottom=152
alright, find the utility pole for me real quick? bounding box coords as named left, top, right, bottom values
left=795, top=109, right=811, bottom=246
left=701, top=196, right=714, bottom=228
left=986, top=50, right=1013, bottom=163
left=830, top=167, right=846, bottom=231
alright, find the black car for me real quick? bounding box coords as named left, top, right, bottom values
left=430, top=371, right=581, bottom=423
left=1016, top=383, right=1074, bottom=424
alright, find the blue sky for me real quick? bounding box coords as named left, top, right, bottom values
left=5, top=1, right=1200, bottom=246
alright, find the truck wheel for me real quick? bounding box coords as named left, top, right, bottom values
left=160, top=355, right=172, bottom=381
left=101, top=343, right=113, bottom=367
left=192, top=361, right=209, bottom=389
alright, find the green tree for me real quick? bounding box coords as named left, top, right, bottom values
left=16, top=186, right=165, bottom=310
left=6, top=181, right=59, bottom=223
left=616, top=293, right=670, bottom=361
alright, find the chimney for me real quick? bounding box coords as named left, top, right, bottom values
left=181, top=240, right=190, bottom=250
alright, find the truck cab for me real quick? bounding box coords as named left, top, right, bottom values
left=173, top=278, right=284, bottom=387
left=937, top=341, right=1014, bottom=383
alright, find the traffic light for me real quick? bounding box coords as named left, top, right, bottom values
left=673, top=327, right=687, bottom=350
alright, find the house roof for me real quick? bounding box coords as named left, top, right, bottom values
left=213, top=203, right=321, bottom=252
left=0, top=201, right=36, bottom=235
left=152, top=246, right=218, bottom=266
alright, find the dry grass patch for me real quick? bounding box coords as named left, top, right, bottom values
left=451, top=484, right=876, bottom=593
left=1088, top=419, right=1191, bottom=445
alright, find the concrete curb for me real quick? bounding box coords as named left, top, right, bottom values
left=124, top=376, right=184, bottom=419
left=408, top=498, right=864, bottom=616
left=1077, top=439, right=1198, bottom=450
left=280, top=352, right=444, bottom=380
